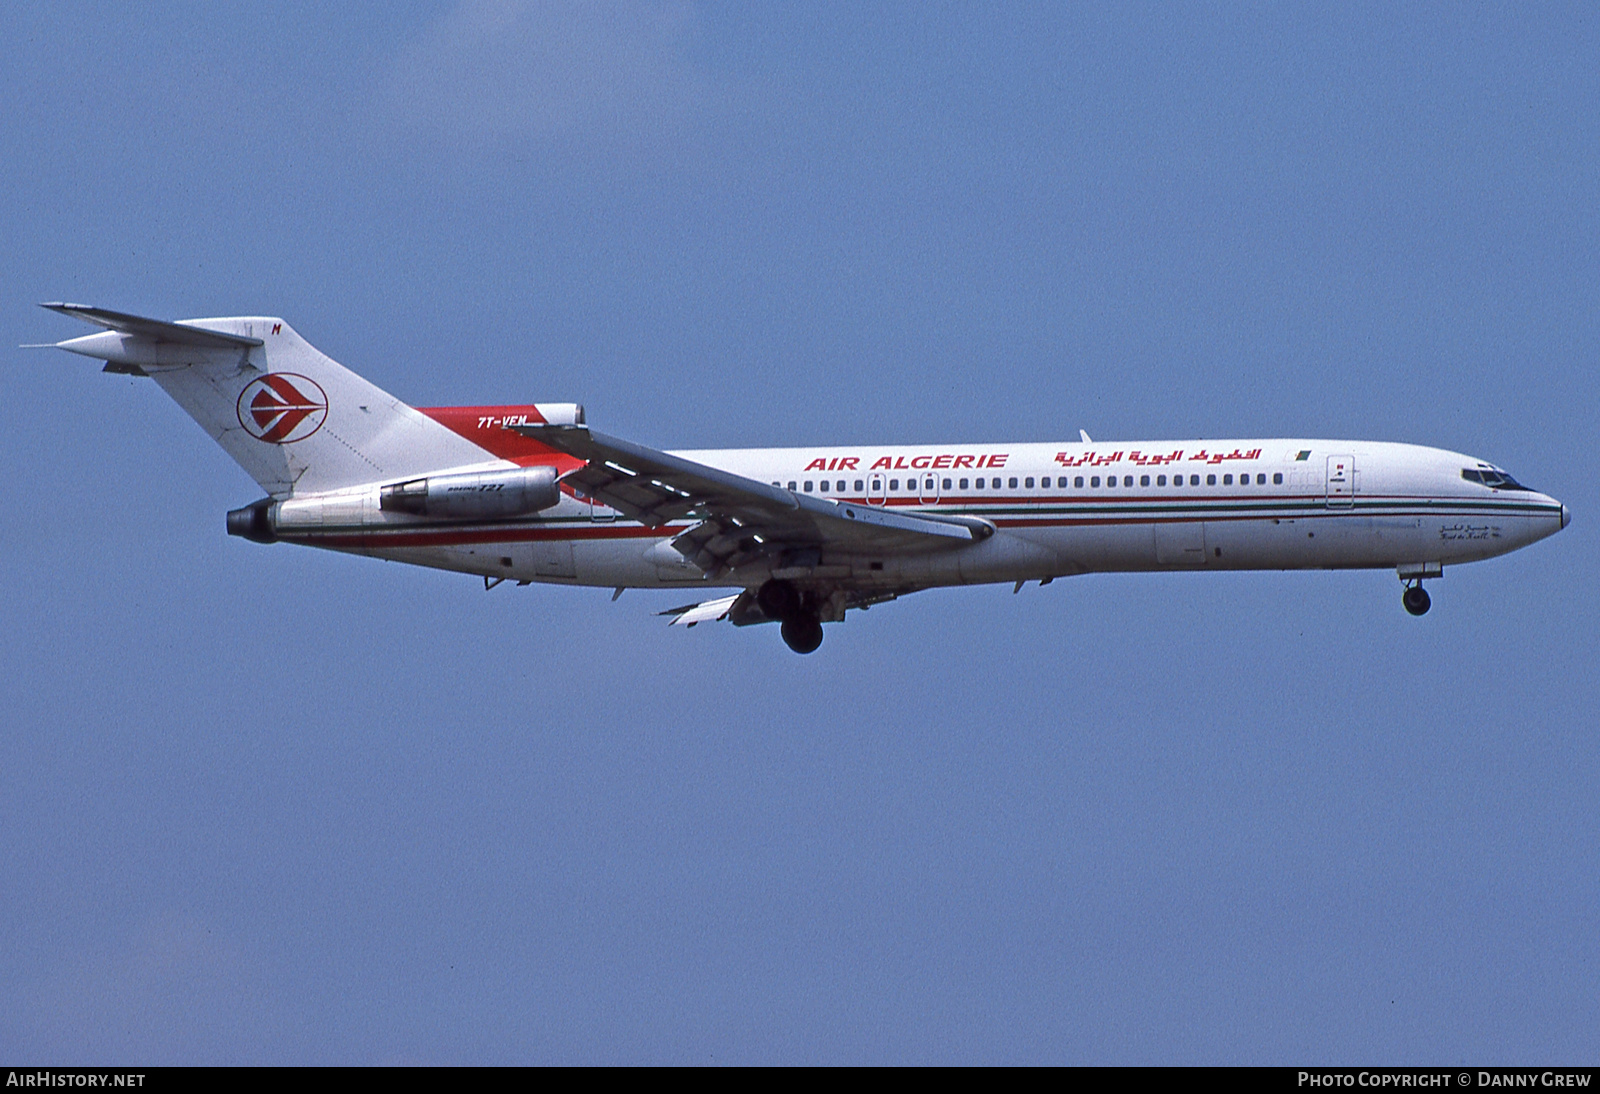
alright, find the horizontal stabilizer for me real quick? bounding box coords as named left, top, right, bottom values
left=41, top=303, right=263, bottom=349
left=40, top=303, right=492, bottom=497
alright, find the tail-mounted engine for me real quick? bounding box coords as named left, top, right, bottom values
left=379, top=465, right=562, bottom=520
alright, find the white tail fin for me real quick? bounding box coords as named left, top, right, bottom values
left=44, top=304, right=489, bottom=497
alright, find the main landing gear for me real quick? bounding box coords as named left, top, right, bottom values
left=780, top=616, right=824, bottom=655
left=759, top=579, right=825, bottom=654
left=1402, top=582, right=1431, bottom=616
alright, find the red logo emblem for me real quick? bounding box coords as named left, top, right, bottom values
left=237, top=373, right=328, bottom=444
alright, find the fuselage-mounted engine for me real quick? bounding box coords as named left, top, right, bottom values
left=379, top=465, right=562, bottom=520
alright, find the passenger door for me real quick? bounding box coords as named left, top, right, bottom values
left=1326, top=455, right=1355, bottom=508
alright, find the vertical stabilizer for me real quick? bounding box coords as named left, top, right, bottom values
left=45, top=306, right=489, bottom=496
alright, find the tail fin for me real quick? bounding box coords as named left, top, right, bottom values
left=43, top=304, right=489, bottom=497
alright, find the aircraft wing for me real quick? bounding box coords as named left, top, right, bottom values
left=661, top=593, right=742, bottom=627
left=512, top=424, right=988, bottom=577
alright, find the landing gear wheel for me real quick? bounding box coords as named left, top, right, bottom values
left=780, top=615, right=824, bottom=654
left=1403, top=584, right=1431, bottom=616
left=757, top=579, right=801, bottom=621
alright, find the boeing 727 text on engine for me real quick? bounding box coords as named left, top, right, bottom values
left=38, top=305, right=1568, bottom=653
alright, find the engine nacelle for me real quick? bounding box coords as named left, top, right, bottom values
left=379, top=465, right=562, bottom=520
left=533, top=403, right=584, bottom=426
left=226, top=498, right=278, bottom=543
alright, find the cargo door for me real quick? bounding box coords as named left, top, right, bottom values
left=531, top=539, right=577, bottom=578
left=1154, top=522, right=1207, bottom=566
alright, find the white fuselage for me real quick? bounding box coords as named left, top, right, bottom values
left=44, top=309, right=1565, bottom=630
left=277, top=438, right=1567, bottom=593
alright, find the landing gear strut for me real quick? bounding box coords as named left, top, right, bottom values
left=1402, top=582, right=1431, bottom=616
left=759, top=578, right=825, bottom=654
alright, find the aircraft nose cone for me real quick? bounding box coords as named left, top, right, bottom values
left=1562, top=503, right=1571, bottom=529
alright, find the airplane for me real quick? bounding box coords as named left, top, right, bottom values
left=36, top=303, right=1569, bottom=654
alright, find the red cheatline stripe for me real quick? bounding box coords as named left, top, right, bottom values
left=286, top=504, right=1535, bottom=548
left=299, top=524, right=667, bottom=548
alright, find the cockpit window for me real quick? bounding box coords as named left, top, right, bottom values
left=1461, top=468, right=1532, bottom=491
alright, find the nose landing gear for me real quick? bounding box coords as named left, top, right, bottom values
left=1402, top=582, right=1431, bottom=616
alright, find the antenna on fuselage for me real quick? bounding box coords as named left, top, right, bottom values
left=1079, top=429, right=1092, bottom=444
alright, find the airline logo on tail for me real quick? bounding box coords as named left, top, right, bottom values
left=237, top=373, right=328, bottom=444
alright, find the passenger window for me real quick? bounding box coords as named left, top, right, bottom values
left=1207, top=474, right=1217, bottom=486
left=1272, top=472, right=1283, bottom=485
left=1223, top=474, right=1233, bottom=485
left=959, top=478, right=969, bottom=489
left=1140, top=475, right=1150, bottom=486
left=1257, top=473, right=1265, bottom=485
left=1157, top=474, right=1166, bottom=486
left=942, top=478, right=952, bottom=490
left=1025, top=477, right=1034, bottom=488
left=992, top=477, right=1001, bottom=489
left=788, top=481, right=797, bottom=491
left=804, top=481, right=813, bottom=492
left=973, top=478, right=983, bottom=489
left=771, top=481, right=780, bottom=487
left=1190, top=475, right=1200, bottom=486
left=889, top=479, right=899, bottom=490
left=855, top=480, right=864, bottom=492
left=1107, top=476, right=1117, bottom=488
left=1091, top=476, right=1100, bottom=487
left=1074, top=476, right=1084, bottom=488
left=1124, top=475, right=1133, bottom=487
left=833, top=480, right=842, bottom=492
left=819, top=480, right=829, bottom=492
left=1009, top=477, right=1018, bottom=488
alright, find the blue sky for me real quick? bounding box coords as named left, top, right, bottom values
left=1, top=2, right=1595, bottom=1063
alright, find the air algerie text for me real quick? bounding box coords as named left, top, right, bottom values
left=804, top=454, right=1010, bottom=472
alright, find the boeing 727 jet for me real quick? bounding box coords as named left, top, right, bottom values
left=38, top=304, right=1569, bottom=653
